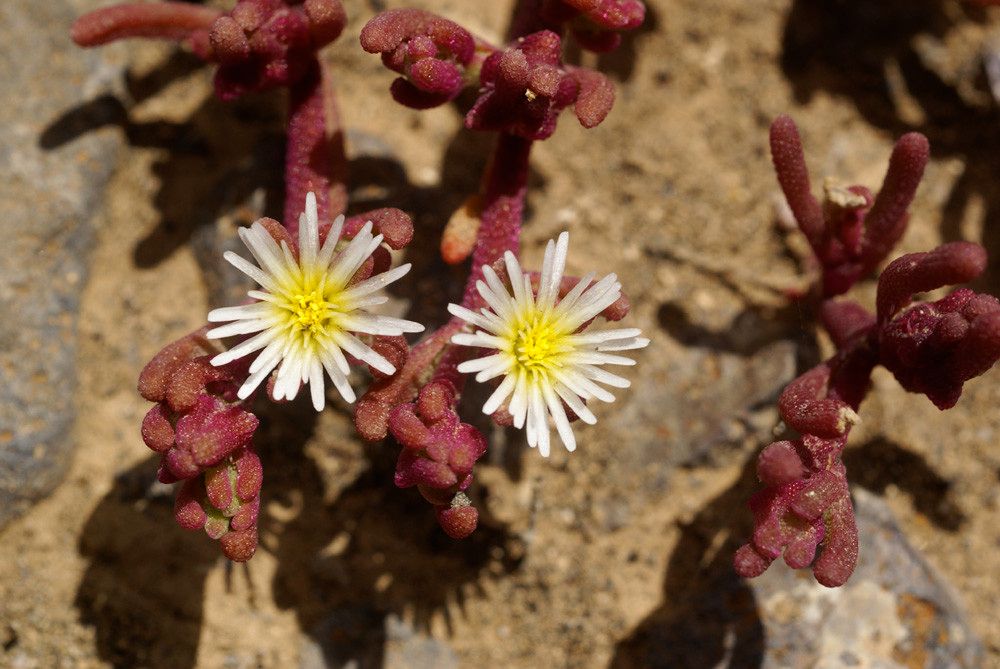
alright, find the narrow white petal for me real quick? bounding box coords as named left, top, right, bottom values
left=476, top=279, right=516, bottom=324
left=579, top=363, right=631, bottom=389
left=554, top=368, right=615, bottom=403
left=322, top=335, right=351, bottom=376
left=552, top=381, right=597, bottom=425
left=211, top=328, right=278, bottom=366
left=448, top=303, right=500, bottom=333
left=328, top=222, right=375, bottom=285
left=317, top=214, right=346, bottom=269
left=537, top=237, right=556, bottom=311
left=207, top=303, right=273, bottom=322
left=206, top=319, right=271, bottom=339
left=247, top=289, right=283, bottom=304
left=338, top=313, right=421, bottom=337
left=457, top=353, right=505, bottom=374
left=301, top=192, right=319, bottom=267
left=319, top=351, right=356, bottom=403
left=510, top=370, right=529, bottom=429
left=237, top=350, right=282, bottom=399
left=597, top=337, right=650, bottom=352
left=530, top=384, right=550, bottom=457
left=482, top=265, right=517, bottom=319
left=482, top=373, right=517, bottom=416
left=331, top=331, right=395, bottom=375
left=238, top=226, right=287, bottom=281
left=554, top=272, right=596, bottom=315
left=542, top=381, right=576, bottom=452
left=452, top=332, right=506, bottom=349
left=540, top=231, right=569, bottom=310
left=474, top=355, right=514, bottom=383
left=223, top=251, right=280, bottom=292
left=249, top=337, right=287, bottom=374
left=565, top=351, right=637, bottom=366
left=341, top=264, right=412, bottom=301
left=272, top=353, right=298, bottom=401
left=568, top=328, right=642, bottom=345
left=352, top=295, right=389, bottom=309
left=503, top=252, right=526, bottom=305
left=309, top=357, right=325, bottom=411
left=554, top=274, right=619, bottom=327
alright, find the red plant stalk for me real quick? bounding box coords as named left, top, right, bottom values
left=284, top=58, right=348, bottom=232
left=735, top=116, right=1000, bottom=587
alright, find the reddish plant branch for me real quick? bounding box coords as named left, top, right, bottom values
left=736, top=115, right=1000, bottom=587
left=284, top=59, right=348, bottom=232
left=70, top=2, right=221, bottom=47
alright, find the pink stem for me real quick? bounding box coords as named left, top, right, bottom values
left=284, top=59, right=349, bottom=232
left=71, top=2, right=221, bottom=46
left=432, top=132, right=533, bottom=389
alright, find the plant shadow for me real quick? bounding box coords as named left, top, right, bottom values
left=609, top=456, right=766, bottom=669
left=843, top=436, right=966, bottom=532
left=75, top=398, right=521, bottom=669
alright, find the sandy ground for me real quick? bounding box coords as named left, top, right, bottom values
left=2, top=0, right=1000, bottom=667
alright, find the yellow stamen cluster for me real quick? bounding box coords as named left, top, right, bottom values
left=288, top=288, right=333, bottom=336
left=512, top=316, right=565, bottom=373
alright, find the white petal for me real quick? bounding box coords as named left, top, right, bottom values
left=317, top=214, right=346, bottom=269
left=564, top=351, right=637, bottom=366
left=319, top=351, right=356, bottom=403
left=244, top=224, right=296, bottom=284
left=339, top=313, right=422, bottom=336
left=249, top=337, right=288, bottom=374
left=537, top=237, right=556, bottom=311
left=568, top=328, right=642, bottom=345
left=552, top=381, right=597, bottom=425
left=300, top=192, right=319, bottom=267
left=452, top=332, right=506, bottom=349
left=482, top=265, right=517, bottom=320
left=309, top=357, right=325, bottom=411
left=457, top=353, right=505, bottom=374
left=206, top=319, right=271, bottom=339
left=597, top=337, right=650, bottom=352
left=223, top=251, right=280, bottom=292
left=474, top=355, right=514, bottom=383
left=482, top=373, right=517, bottom=416
left=340, top=263, right=412, bottom=301
left=579, top=363, right=631, bottom=389
left=554, top=368, right=615, bottom=403
left=554, top=272, right=595, bottom=315
left=448, top=303, right=500, bottom=333
left=476, top=278, right=516, bottom=324
left=540, top=231, right=569, bottom=310
left=542, top=381, right=576, bottom=452
left=211, top=328, right=279, bottom=366
left=530, top=383, right=550, bottom=457
left=509, top=370, right=529, bottom=429
left=328, top=222, right=375, bottom=285
left=503, top=251, right=527, bottom=305
left=331, top=331, right=395, bottom=375
left=207, top=303, right=273, bottom=322
left=237, top=349, right=282, bottom=399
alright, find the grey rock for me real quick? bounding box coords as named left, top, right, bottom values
left=0, top=1, right=123, bottom=528
left=300, top=610, right=458, bottom=669
left=610, top=489, right=981, bottom=668
left=612, top=332, right=798, bottom=470
left=752, top=488, right=982, bottom=669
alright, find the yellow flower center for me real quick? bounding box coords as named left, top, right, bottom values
left=513, top=316, right=564, bottom=372
left=288, top=289, right=332, bottom=336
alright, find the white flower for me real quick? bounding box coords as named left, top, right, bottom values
left=447, top=232, right=648, bottom=456
left=206, top=192, right=423, bottom=411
